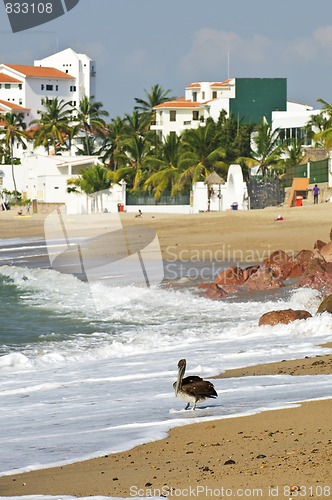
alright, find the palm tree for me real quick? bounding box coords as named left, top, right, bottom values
left=30, top=97, right=72, bottom=154
left=272, top=138, right=305, bottom=178
left=176, top=120, right=227, bottom=191
left=0, top=112, right=28, bottom=198
left=123, top=110, right=147, bottom=137
left=240, top=120, right=282, bottom=177
left=143, top=133, right=182, bottom=199
left=67, top=164, right=112, bottom=212
left=134, top=84, right=176, bottom=113
left=134, top=84, right=176, bottom=130
left=99, top=116, right=127, bottom=170
left=72, top=96, right=109, bottom=155
left=113, top=135, right=155, bottom=191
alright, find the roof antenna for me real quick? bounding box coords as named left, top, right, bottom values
left=227, top=37, right=230, bottom=79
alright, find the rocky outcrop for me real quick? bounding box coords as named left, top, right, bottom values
left=245, top=267, right=283, bottom=291
left=258, top=309, right=312, bottom=326
left=262, top=250, right=293, bottom=280
left=314, top=240, right=326, bottom=251
left=317, top=294, right=332, bottom=313
left=198, top=227, right=332, bottom=300
left=198, top=283, right=228, bottom=300
left=214, top=265, right=244, bottom=286
left=319, top=241, right=332, bottom=262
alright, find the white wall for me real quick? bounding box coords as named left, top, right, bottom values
left=24, top=77, right=76, bottom=122
left=35, top=48, right=95, bottom=102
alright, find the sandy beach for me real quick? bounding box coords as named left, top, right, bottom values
left=2, top=203, right=332, bottom=262
left=1, top=204, right=332, bottom=499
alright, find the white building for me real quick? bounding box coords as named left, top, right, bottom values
left=151, top=80, right=235, bottom=140
left=271, top=101, right=321, bottom=145
left=35, top=48, right=96, bottom=107
left=0, top=48, right=95, bottom=124
left=151, top=78, right=322, bottom=147
left=0, top=153, right=126, bottom=214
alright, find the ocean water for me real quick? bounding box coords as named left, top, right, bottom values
left=1, top=237, right=332, bottom=500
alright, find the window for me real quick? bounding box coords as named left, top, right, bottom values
left=18, top=84, right=22, bottom=90
left=56, top=85, right=58, bottom=91
left=193, top=111, right=199, bottom=121
left=212, top=91, right=217, bottom=99
left=202, top=92, right=205, bottom=100
left=19, top=99, right=23, bottom=105
left=192, top=91, right=197, bottom=102
left=41, top=84, right=44, bottom=90
left=70, top=85, right=76, bottom=92
left=170, top=110, right=176, bottom=122
left=5, top=84, right=10, bottom=89
left=46, top=84, right=53, bottom=91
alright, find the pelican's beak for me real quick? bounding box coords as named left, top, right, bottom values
left=175, top=364, right=185, bottom=396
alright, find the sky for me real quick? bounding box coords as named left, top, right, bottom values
left=1, top=0, right=332, bottom=119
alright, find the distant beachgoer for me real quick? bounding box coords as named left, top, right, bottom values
left=17, top=208, right=23, bottom=216
left=135, top=209, right=142, bottom=218
left=313, top=184, right=320, bottom=204
left=26, top=203, right=31, bottom=214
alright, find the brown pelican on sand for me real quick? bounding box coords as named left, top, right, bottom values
left=173, top=359, right=218, bottom=410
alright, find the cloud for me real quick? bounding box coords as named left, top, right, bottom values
left=178, top=28, right=273, bottom=79
left=122, top=48, right=147, bottom=71
left=313, top=25, right=332, bottom=48
left=178, top=25, right=332, bottom=82
left=72, top=41, right=108, bottom=60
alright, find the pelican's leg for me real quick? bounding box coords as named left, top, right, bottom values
left=192, top=402, right=196, bottom=410
left=184, top=403, right=190, bottom=410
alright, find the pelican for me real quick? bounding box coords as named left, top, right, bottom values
left=173, top=359, right=218, bottom=410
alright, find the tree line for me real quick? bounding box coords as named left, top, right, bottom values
left=1, top=84, right=331, bottom=201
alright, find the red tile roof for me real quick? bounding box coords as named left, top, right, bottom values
left=0, top=99, right=30, bottom=111
left=0, top=73, right=22, bottom=83
left=186, top=82, right=201, bottom=88
left=210, top=80, right=232, bottom=87
left=154, top=98, right=202, bottom=109
left=5, top=65, right=74, bottom=79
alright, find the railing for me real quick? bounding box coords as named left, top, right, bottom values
left=126, top=192, right=190, bottom=205
left=284, top=159, right=328, bottom=187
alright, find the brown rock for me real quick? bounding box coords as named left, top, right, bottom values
left=202, top=283, right=228, bottom=300
left=243, top=265, right=260, bottom=282
left=319, top=241, right=332, bottom=262
left=214, top=265, right=244, bottom=286
left=297, top=271, right=332, bottom=294
left=317, top=294, right=332, bottom=313
left=245, top=267, right=283, bottom=291
left=289, top=249, right=326, bottom=277
left=262, top=250, right=293, bottom=280
left=258, top=309, right=312, bottom=326
left=314, top=240, right=327, bottom=251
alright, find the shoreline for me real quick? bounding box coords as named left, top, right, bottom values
left=0, top=349, right=331, bottom=498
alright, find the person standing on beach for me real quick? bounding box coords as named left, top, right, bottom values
left=313, top=184, right=320, bottom=204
